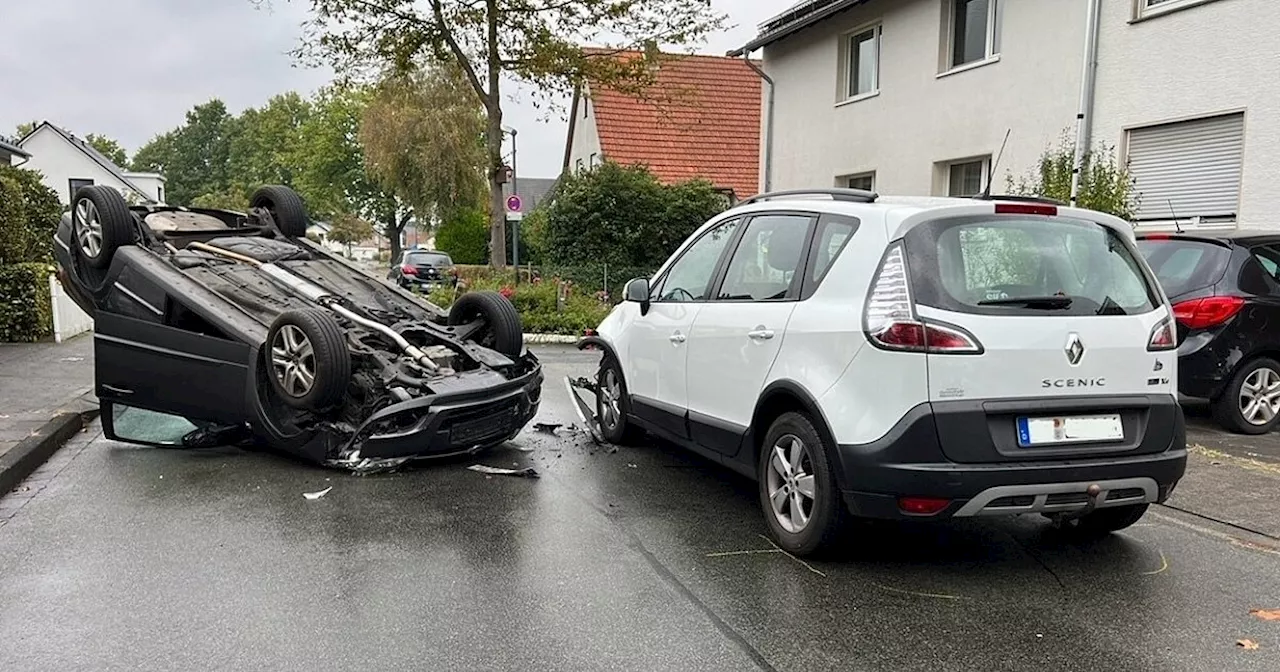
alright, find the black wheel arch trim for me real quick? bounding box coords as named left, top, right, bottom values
left=576, top=335, right=619, bottom=363
left=745, top=380, right=841, bottom=482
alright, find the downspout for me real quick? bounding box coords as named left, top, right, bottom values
left=1070, top=0, right=1102, bottom=207
left=742, top=51, right=775, bottom=193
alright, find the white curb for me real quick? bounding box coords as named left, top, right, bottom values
left=522, top=333, right=580, bottom=344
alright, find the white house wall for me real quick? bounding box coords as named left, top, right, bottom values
left=761, top=0, right=1085, bottom=195
left=1093, top=0, right=1280, bottom=226
left=19, top=127, right=139, bottom=205
left=123, top=173, right=166, bottom=203
left=567, top=84, right=603, bottom=173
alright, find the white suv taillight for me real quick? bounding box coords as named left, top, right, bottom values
left=1147, top=316, right=1177, bottom=351
left=864, top=243, right=982, bottom=354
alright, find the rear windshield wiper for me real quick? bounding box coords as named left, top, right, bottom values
left=978, top=295, right=1073, bottom=309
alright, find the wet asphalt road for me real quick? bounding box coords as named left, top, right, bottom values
left=3, top=346, right=1280, bottom=671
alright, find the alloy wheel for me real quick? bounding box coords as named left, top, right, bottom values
left=765, top=434, right=816, bottom=534
left=600, top=369, right=622, bottom=431
left=74, top=198, right=103, bottom=259
left=1239, top=366, right=1280, bottom=426
left=271, top=324, right=317, bottom=398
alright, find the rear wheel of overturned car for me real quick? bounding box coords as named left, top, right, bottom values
left=250, top=185, right=309, bottom=238
left=758, top=412, right=848, bottom=557
left=1211, top=357, right=1280, bottom=435
left=597, top=356, right=643, bottom=445
left=448, top=290, right=523, bottom=359
left=72, top=185, right=135, bottom=269
left=267, top=309, right=351, bottom=412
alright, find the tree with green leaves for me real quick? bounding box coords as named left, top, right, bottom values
left=434, top=207, right=489, bottom=265
left=131, top=99, right=236, bottom=206
left=228, top=92, right=313, bottom=199
left=359, top=64, right=487, bottom=240
left=287, top=0, right=726, bottom=268
left=84, top=133, right=129, bottom=167
left=327, top=212, right=376, bottom=251
left=1008, top=132, right=1140, bottom=220
left=543, top=162, right=727, bottom=270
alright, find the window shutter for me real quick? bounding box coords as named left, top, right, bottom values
left=1128, top=113, right=1244, bottom=221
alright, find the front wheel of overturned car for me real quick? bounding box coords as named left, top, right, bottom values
left=448, top=290, right=523, bottom=359
left=267, top=309, right=351, bottom=412
left=250, top=185, right=309, bottom=238
left=758, top=412, right=848, bottom=557
left=597, top=356, right=643, bottom=445
left=1211, top=357, right=1280, bottom=435
left=72, top=185, right=135, bottom=269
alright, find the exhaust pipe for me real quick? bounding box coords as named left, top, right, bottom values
left=189, top=241, right=439, bottom=372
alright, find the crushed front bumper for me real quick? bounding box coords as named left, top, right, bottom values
left=329, top=362, right=544, bottom=467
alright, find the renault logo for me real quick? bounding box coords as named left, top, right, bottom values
left=1065, top=333, right=1085, bottom=366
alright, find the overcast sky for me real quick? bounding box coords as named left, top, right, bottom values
left=0, top=0, right=783, bottom=178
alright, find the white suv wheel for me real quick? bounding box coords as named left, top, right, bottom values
left=765, top=434, right=816, bottom=533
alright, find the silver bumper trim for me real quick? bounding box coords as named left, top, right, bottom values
left=953, top=477, right=1158, bottom=517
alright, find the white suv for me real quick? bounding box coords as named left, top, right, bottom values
left=572, top=189, right=1187, bottom=556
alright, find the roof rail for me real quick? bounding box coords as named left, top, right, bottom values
left=971, top=193, right=1068, bottom=207
left=740, top=188, right=879, bottom=206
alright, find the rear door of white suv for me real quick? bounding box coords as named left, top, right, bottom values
left=876, top=202, right=1179, bottom=462
left=684, top=212, right=817, bottom=454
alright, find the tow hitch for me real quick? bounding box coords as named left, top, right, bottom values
left=564, top=376, right=603, bottom=443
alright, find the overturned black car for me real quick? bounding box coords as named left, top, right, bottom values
left=55, top=184, right=542, bottom=471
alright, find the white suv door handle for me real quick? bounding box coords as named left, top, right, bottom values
left=748, top=328, right=775, bottom=340
left=669, top=331, right=687, bottom=344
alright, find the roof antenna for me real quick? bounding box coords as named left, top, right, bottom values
left=1167, top=199, right=1184, bottom=234
left=981, top=129, right=1012, bottom=199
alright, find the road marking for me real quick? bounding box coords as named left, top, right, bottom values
left=1141, top=549, right=1169, bottom=576
left=1189, top=444, right=1280, bottom=477
left=1150, top=510, right=1280, bottom=557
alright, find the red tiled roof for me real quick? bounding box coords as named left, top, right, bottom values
left=585, top=52, right=762, bottom=199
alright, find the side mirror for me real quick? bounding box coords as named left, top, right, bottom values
left=624, top=277, right=651, bottom=316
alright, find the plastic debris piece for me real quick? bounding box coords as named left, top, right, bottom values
left=303, top=486, right=333, bottom=500
left=1250, top=609, right=1280, bottom=621
left=627, top=463, right=638, bottom=469
left=468, top=464, right=540, bottom=479
left=1237, top=639, right=1259, bottom=650
left=58, top=357, right=85, bottom=362
left=533, top=423, right=563, bottom=434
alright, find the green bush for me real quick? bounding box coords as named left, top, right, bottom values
left=543, top=162, right=728, bottom=270
left=1007, top=130, right=1140, bottom=220
left=428, top=272, right=611, bottom=335
left=435, top=207, right=489, bottom=264
left=0, top=165, right=62, bottom=265
left=0, top=263, right=53, bottom=342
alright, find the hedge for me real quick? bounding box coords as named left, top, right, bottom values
left=0, top=263, right=53, bottom=342
left=426, top=271, right=613, bottom=336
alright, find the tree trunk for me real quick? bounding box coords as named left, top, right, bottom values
left=485, top=0, right=507, bottom=269
left=386, top=214, right=403, bottom=265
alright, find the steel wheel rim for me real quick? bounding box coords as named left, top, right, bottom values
left=1240, top=367, right=1280, bottom=425
left=271, top=325, right=316, bottom=398
left=74, top=199, right=103, bottom=258
left=766, top=434, right=816, bottom=534
left=600, top=369, right=622, bottom=431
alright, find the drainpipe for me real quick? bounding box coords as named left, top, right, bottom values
left=742, top=51, right=775, bottom=193
left=1070, top=0, right=1102, bottom=207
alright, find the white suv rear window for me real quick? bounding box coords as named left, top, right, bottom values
left=905, top=216, right=1160, bottom=316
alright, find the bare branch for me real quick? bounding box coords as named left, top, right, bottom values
left=431, top=0, right=488, bottom=105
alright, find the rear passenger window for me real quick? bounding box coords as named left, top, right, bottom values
left=717, top=215, right=812, bottom=301
left=809, top=218, right=857, bottom=285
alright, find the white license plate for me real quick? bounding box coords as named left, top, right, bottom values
left=1016, top=414, right=1123, bottom=447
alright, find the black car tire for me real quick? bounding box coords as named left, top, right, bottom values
left=596, top=356, right=644, bottom=445
left=250, top=185, right=309, bottom=238
left=758, top=412, right=848, bottom=557
left=448, top=290, right=523, bottom=359
left=1057, top=503, right=1149, bottom=538
left=1212, top=357, right=1280, bottom=435
left=72, top=185, right=135, bottom=269
left=266, top=309, right=351, bottom=412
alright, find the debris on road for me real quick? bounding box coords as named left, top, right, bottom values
left=533, top=422, right=563, bottom=434
left=1250, top=608, right=1280, bottom=621
left=627, top=463, right=638, bottom=469
left=468, top=464, right=540, bottom=479
left=1237, top=639, right=1260, bottom=650
left=303, top=486, right=333, bottom=500
left=325, top=454, right=411, bottom=475
left=58, top=356, right=85, bottom=362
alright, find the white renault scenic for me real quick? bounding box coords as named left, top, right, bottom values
left=570, top=189, right=1187, bottom=556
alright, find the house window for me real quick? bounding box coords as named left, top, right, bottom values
left=948, top=0, right=998, bottom=70
left=843, top=24, right=881, bottom=100
left=844, top=173, right=875, bottom=191
left=1137, top=0, right=1217, bottom=18
left=68, top=178, right=94, bottom=202
left=1127, top=112, right=1244, bottom=225
left=946, top=158, right=989, bottom=197
left=157, top=185, right=164, bottom=203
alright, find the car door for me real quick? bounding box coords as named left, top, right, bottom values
left=684, top=213, right=817, bottom=454
left=625, top=217, right=743, bottom=439
left=95, top=302, right=251, bottom=431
